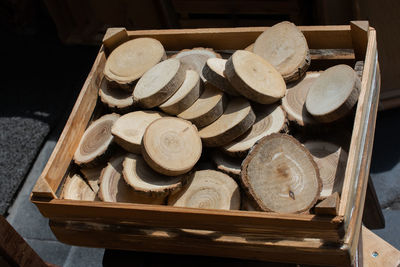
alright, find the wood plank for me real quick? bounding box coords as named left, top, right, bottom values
left=102, top=27, right=128, bottom=55
left=362, top=176, right=385, bottom=230
left=350, top=21, right=369, bottom=61
left=315, top=192, right=340, bottom=216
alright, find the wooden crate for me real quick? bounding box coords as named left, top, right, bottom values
left=30, top=21, right=380, bottom=266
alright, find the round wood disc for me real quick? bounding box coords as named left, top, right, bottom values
left=253, top=21, right=310, bottom=83
left=168, top=170, right=241, bottom=210
left=133, top=58, right=186, bottom=108
left=122, top=153, right=190, bottom=195
left=178, top=83, right=226, bottom=128
left=202, top=58, right=239, bottom=96
left=142, top=117, right=202, bottom=176
left=199, top=97, right=256, bottom=147
left=62, top=174, right=96, bottom=201
left=159, top=70, right=202, bottom=115
left=304, top=141, right=347, bottom=198
left=241, top=133, right=321, bottom=213
left=104, top=38, right=166, bottom=89
left=222, top=104, right=287, bottom=157
left=111, top=111, right=165, bottom=154
left=305, top=64, right=360, bottom=123
left=80, top=165, right=104, bottom=193
left=282, top=72, right=320, bottom=126
left=98, top=155, right=165, bottom=204
left=74, top=113, right=120, bottom=166
left=99, top=78, right=133, bottom=112
left=225, top=50, right=286, bottom=104
left=211, top=151, right=241, bottom=179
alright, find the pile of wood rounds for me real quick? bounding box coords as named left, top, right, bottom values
left=65, top=21, right=360, bottom=216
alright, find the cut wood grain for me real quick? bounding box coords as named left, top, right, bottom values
left=306, top=64, right=361, bottom=123
left=142, top=117, right=202, bottom=176
left=211, top=151, right=241, bottom=180
left=62, top=174, right=96, bottom=201
left=168, top=170, right=240, bottom=210
left=253, top=21, right=310, bottom=83
left=241, top=134, right=321, bottom=213
left=159, top=70, right=202, bottom=115
left=225, top=50, right=286, bottom=104
left=111, top=111, right=165, bottom=154
left=202, top=58, right=239, bottom=96
left=104, top=38, right=166, bottom=91
left=314, top=192, right=340, bottom=216
left=73, top=113, right=120, bottom=166
left=98, top=78, right=133, bottom=113
left=80, top=165, right=104, bottom=193
left=222, top=104, right=286, bottom=157
left=133, top=58, right=186, bottom=108
left=178, top=83, right=227, bottom=128
left=199, top=97, right=255, bottom=147
left=354, top=61, right=364, bottom=79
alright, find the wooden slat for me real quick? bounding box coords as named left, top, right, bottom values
left=350, top=21, right=369, bottom=61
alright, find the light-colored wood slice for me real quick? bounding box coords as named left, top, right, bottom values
left=173, top=48, right=221, bottom=81
left=104, top=37, right=166, bottom=91
left=253, top=21, right=310, bottom=83
left=244, top=43, right=254, bottom=52
left=211, top=151, right=241, bottom=180
left=159, top=70, right=202, bottom=115
left=198, top=97, right=255, bottom=147
left=282, top=72, right=320, bottom=126
left=202, top=58, right=239, bottom=96
left=314, top=192, right=340, bottom=215
left=168, top=170, right=240, bottom=210
left=111, top=111, right=165, bottom=154
left=62, top=174, right=96, bottom=201
left=122, top=153, right=190, bottom=196
left=142, top=117, right=202, bottom=176
left=304, top=141, right=348, bottom=198
left=98, top=155, right=165, bottom=204
left=98, top=78, right=133, bottom=113
left=80, top=165, right=104, bottom=193
left=73, top=113, right=120, bottom=166
left=222, top=104, right=287, bottom=157
left=241, top=133, right=321, bottom=213
left=225, top=50, right=286, bottom=104
left=133, top=58, right=186, bottom=108
left=178, top=83, right=226, bottom=128
left=305, top=64, right=361, bottom=123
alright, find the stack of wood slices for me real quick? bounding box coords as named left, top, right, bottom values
left=64, top=21, right=361, bottom=216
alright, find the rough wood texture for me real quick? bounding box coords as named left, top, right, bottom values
left=80, top=165, right=104, bottom=193
left=202, top=58, right=239, bottom=96
left=315, top=192, right=340, bottom=216
left=211, top=151, right=241, bottom=180
left=98, top=78, right=133, bottom=113
left=62, top=174, right=96, bottom=201
left=225, top=50, right=286, bottom=104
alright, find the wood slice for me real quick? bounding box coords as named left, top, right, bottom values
left=74, top=113, right=120, bottom=166
left=98, top=78, right=133, bottom=113
left=168, top=170, right=240, bottom=210
left=225, top=50, right=286, bottom=104
left=80, top=165, right=104, bottom=193
left=159, top=70, right=202, bottom=115
left=222, top=104, right=287, bottom=157
left=133, top=58, right=186, bottom=108
left=173, top=48, right=221, bottom=81
left=354, top=61, right=364, bottom=80
left=111, top=111, right=165, bottom=154
left=305, top=64, right=361, bottom=123
left=62, top=174, right=96, bottom=201
left=244, top=43, right=254, bottom=52
left=253, top=21, right=310, bottom=83
left=304, top=141, right=347, bottom=198
left=211, top=151, right=241, bottom=180
left=98, top=155, right=165, bottom=204
left=282, top=72, right=320, bottom=126
left=122, top=153, right=190, bottom=196
left=142, top=117, right=202, bottom=176
left=241, top=133, right=322, bottom=213
left=178, top=83, right=227, bottom=128
left=104, top=38, right=166, bottom=91
left=202, top=58, right=239, bottom=96
left=198, top=97, right=256, bottom=147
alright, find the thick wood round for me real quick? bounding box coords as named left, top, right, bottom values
left=253, top=21, right=310, bottom=83
left=142, top=117, right=202, bottom=176
left=225, top=50, right=286, bottom=104
left=99, top=78, right=133, bottom=113
left=202, top=58, right=239, bottom=96
left=178, top=83, right=226, bottom=128
left=304, top=141, right=347, bottom=198
left=159, top=70, right=202, bottom=115
left=168, top=170, right=240, bottom=210
left=111, top=111, right=165, bottom=154
left=62, top=174, right=96, bottom=201
left=305, top=65, right=360, bottom=123
left=104, top=38, right=166, bottom=90
left=211, top=151, right=241, bottom=180
left=241, top=134, right=321, bottom=213
left=133, top=58, right=186, bottom=108
left=80, top=165, right=104, bottom=193
left=199, top=97, right=255, bottom=147
left=122, top=153, right=189, bottom=196
left=282, top=72, right=320, bottom=126
left=74, top=113, right=120, bottom=166
left=222, top=104, right=287, bottom=157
